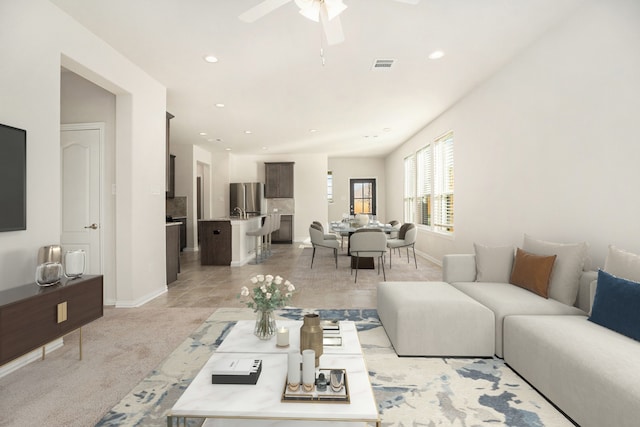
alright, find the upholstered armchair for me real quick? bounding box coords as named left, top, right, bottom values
left=312, top=221, right=338, bottom=241
left=350, top=228, right=387, bottom=282
left=309, top=223, right=340, bottom=268
left=386, top=223, right=417, bottom=268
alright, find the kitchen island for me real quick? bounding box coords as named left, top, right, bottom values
left=198, top=216, right=264, bottom=266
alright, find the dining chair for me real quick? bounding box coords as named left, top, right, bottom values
left=309, top=224, right=340, bottom=269
left=386, top=223, right=417, bottom=268
left=312, top=221, right=339, bottom=241
left=349, top=228, right=387, bottom=282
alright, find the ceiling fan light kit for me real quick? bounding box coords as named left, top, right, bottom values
left=294, top=0, right=347, bottom=22
left=239, top=0, right=417, bottom=46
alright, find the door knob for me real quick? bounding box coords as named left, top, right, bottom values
left=84, top=223, right=98, bottom=230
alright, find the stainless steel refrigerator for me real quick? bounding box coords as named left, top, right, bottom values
left=229, top=183, right=265, bottom=216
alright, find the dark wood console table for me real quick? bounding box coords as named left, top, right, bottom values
left=0, top=275, right=103, bottom=366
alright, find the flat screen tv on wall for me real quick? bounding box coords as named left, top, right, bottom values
left=0, top=123, right=27, bottom=232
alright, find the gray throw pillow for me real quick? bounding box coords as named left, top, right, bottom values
left=522, top=234, right=588, bottom=306
left=604, top=245, right=640, bottom=283
left=474, top=243, right=514, bottom=283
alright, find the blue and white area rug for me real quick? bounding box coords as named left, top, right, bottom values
left=97, top=308, right=572, bottom=427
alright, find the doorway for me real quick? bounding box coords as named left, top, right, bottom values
left=349, top=178, right=377, bottom=216
left=60, top=123, right=103, bottom=274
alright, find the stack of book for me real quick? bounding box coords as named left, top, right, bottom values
left=321, top=320, right=342, bottom=346
left=211, top=358, right=262, bottom=385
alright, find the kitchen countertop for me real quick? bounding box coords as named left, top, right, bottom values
left=200, top=215, right=265, bottom=222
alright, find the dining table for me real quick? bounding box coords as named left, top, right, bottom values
left=330, top=221, right=396, bottom=269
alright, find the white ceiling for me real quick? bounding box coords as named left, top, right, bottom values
left=51, top=0, right=583, bottom=157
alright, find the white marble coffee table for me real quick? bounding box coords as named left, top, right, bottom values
left=216, top=320, right=362, bottom=355
left=167, top=321, right=379, bottom=427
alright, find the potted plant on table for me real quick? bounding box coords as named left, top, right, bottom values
left=239, top=274, right=295, bottom=340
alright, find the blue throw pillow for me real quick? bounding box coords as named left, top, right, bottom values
left=589, top=269, right=640, bottom=342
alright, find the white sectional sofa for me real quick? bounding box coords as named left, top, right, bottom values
left=377, top=238, right=640, bottom=427
left=442, top=253, right=592, bottom=357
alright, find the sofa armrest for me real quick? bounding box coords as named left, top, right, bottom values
left=589, top=278, right=598, bottom=314
left=574, top=270, right=598, bottom=313
left=442, top=254, right=477, bottom=283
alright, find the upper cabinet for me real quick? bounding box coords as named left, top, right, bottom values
left=166, top=112, right=175, bottom=198
left=265, top=162, right=294, bottom=198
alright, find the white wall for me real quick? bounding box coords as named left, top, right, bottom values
left=385, top=0, right=640, bottom=268
left=0, top=1, right=167, bottom=306
left=328, top=157, right=386, bottom=223
left=60, top=71, right=117, bottom=304
left=229, top=153, right=328, bottom=242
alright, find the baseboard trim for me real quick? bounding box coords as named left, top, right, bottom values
left=0, top=339, right=64, bottom=379
left=115, top=286, right=168, bottom=308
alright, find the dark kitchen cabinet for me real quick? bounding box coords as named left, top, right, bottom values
left=265, top=162, right=294, bottom=198
left=166, top=112, right=175, bottom=198
left=199, top=220, right=232, bottom=265
left=271, top=214, right=293, bottom=244
left=167, top=154, right=176, bottom=199
left=166, top=223, right=180, bottom=284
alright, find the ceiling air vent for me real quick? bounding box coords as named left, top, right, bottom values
left=371, top=59, right=395, bottom=70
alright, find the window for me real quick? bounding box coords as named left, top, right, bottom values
left=403, top=155, right=415, bottom=223
left=350, top=179, right=376, bottom=216
left=403, top=131, right=454, bottom=233
left=327, top=171, right=333, bottom=203
left=433, top=132, right=454, bottom=232
left=417, top=146, right=431, bottom=227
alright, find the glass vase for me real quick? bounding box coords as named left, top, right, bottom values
left=254, top=310, right=276, bottom=340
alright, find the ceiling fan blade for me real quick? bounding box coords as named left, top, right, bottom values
left=320, top=10, right=345, bottom=46
left=239, top=0, right=293, bottom=23
left=393, top=0, right=420, bottom=4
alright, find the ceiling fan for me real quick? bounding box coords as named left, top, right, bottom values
left=239, top=0, right=420, bottom=46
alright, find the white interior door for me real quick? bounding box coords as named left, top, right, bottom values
left=60, top=124, right=102, bottom=274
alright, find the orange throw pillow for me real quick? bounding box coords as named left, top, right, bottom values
left=509, top=248, right=557, bottom=298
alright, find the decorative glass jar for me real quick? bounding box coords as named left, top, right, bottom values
left=254, top=310, right=277, bottom=340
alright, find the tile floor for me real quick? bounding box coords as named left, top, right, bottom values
left=144, top=243, right=443, bottom=309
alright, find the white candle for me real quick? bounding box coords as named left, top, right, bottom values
left=277, top=327, right=289, bottom=347
left=287, top=350, right=301, bottom=391
left=302, top=349, right=316, bottom=391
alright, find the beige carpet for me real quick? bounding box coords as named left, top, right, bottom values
left=0, top=306, right=213, bottom=427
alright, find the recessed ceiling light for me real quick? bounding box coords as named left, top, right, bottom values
left=309, top=129, right=319, bottom=133
left=262, top=146, right=268, bottom=150
left=204, top=55, right=219, bottom=63
left=215, top=103, right=225, bottom=108
left=428, top=50, right=445, bottom=60
left=225, top=147, right=231, bottom=151
left=244, top=130, right=252, bottom=134
left=199, top=132, right=207, bottom=136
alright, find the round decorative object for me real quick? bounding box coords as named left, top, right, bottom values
left=254, top=310, right=276, bottom=340
left=300, top=313, right=323, bottom=366
left=35, top=262, right=63, bottom=287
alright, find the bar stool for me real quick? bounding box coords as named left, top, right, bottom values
left=267, top=213, right=281, bottom=255
left=247, top=215, right=272, bottom=264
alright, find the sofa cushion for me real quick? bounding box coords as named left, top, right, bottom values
left=509, top=248, right=556, bottom=298
left=522, top=234, right=588, bottom=306
left=504, top=315, right=640, bottom=427
left=589, top=270, right=640, bottom=342
left=604, top=245, right=640, bottom=283
left=474, top=243, right=514, bottom=283
left=450, top=281, right=585, bottom=357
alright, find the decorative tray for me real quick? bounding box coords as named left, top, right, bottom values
left=282, top=368, right=350, bottom=403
